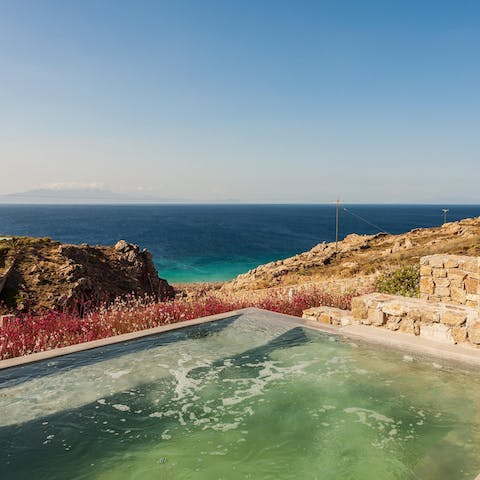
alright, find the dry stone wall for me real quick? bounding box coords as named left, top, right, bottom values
left=303, top=253, right=480, bottom=347
left=420, top=254, right=480, bottom=308
left=350, top=293, right=480, bottom=345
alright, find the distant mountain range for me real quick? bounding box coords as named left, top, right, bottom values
left=0, top=187, right=180, bottom=204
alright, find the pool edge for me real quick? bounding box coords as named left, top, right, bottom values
left=2, top=307, right=480, bottom=371
left=0, top=308, right=251, bottom=370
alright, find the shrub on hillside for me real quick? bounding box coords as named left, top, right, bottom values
left=376, top=265, right=420, bottom=297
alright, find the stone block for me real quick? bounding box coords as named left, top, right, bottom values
left=351, top=297, right=368, bottom=320
left=467, top=311, right=480, bottom=327
left=432, top=269, right=447, bottom=278
left=434, top=277, right=450, bottom=288
left=420, top=256, right=429, bottom=266
left=447, top=269, right=467, bottom=281
left=407, top=308, right=422, bottom=322
left=434, top=287, right=450, bottom=297
left=450, top=287, right=467, bottom=304
left=367, top=307, right=385, bottom=326
left=445, top=258, right=459, bottom=268
left=420, top=277, right=435, bottom=295
left=399, top=318, right=416, bottom=334
left=420, top=324, right=455, bottom=344
left=420, top=265, right=432, bottom=276
left=440, top=310, right=467, bottom=326
left=317, top=313, right=333, bottom=324
left=382, top=302, right=407, bottom=317
left=386, top=316, right=402, bottom=331
left=420, top=309, right=440, bottom=323
left=449, top=278, right=465, bottom=289
left=467, top=322, right=480, bottom=344
left=460, top=258, right=479, bottom=273
left=465, top=277, right=479, bottom=295
left=429, top=256, right=445, bottom=268
left=452, top=326, right=467, bottom=343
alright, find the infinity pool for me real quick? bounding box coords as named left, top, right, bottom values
left=1, top=310, right=479, bottom=479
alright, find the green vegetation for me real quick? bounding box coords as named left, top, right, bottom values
left=376, top=264, right=420, bottom=297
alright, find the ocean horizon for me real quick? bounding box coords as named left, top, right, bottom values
left=1, top=203, right=479, bottom=283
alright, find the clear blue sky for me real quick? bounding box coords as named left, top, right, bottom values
left=1, top=0, right=479, bottom=202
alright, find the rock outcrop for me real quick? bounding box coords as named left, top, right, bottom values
left=0, top=237, right=174, bottom=312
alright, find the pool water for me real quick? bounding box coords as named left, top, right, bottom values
left=1, top=310, right=479, bottom=480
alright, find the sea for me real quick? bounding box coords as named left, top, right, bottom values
left=0, top=204, right=479, bottom=283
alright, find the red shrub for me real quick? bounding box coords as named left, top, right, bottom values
left=0, top=286, right=352, bottom=360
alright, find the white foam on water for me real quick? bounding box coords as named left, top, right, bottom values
left=112, top=404, right=130, bottom=412
left=0, top=314, right=292, bottom=427
left=344, top=407, right=395, bottom=428
left=106, top=369, right=131, bottom=379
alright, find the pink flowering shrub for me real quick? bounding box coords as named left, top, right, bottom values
left=0, top=286, right=352, bottom=360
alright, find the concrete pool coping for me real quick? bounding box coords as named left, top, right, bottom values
left=2, top=307, right=480, bottom=371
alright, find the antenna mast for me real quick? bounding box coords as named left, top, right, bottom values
left=442, top=208, right=449, bottom=224
left=335, top=198, right=340, bottom=252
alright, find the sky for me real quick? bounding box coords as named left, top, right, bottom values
left=1, top=0, right=479, bottom=203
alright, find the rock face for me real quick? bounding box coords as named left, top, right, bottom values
left=0, top=237, right=174, bottom=312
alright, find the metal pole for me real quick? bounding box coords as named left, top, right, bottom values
left=335, top=199, right=339, bottom=252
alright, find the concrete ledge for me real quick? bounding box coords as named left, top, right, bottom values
left=306, top=322, right=480, bottom=368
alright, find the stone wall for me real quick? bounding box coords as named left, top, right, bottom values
left=303, top=254, right=480, bottom=347
left=420, top=254, right=480, bottom=308
left=350, top=293, right=480, bottom=345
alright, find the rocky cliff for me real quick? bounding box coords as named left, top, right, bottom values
left=0, top=237, right=174, bottom=312
left=223, top=217, right=480, bottom=293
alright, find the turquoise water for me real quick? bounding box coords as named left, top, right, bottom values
left=1, top=311, right=479, bottom=479
left=1, top=204, right=479, bottom=282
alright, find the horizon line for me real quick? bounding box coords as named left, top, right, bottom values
left=0, top=202, right=479, bottom=207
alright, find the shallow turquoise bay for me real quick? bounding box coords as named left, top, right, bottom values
left=1, top=311, right=479, bottom=479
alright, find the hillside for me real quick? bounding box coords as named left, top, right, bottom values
left=223, top=217, right=480, bottom=294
